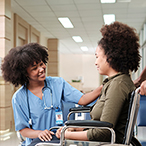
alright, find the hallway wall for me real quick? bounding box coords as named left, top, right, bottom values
left=59, top=54, right=100, bottom=92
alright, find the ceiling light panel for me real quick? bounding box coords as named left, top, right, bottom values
left=117, top=0, right=131, bottom=2
left=81, top=46, right=88, bottom=51
left=58, top=17, right=74, bottom=28
left=103, top=14, right=115, bottom=24
left=100, top=0, right=116, bottom=3
left=72, top=36, right=83, bottom=42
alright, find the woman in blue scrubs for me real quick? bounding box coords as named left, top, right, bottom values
left=1, top=43, right=102, bottom=146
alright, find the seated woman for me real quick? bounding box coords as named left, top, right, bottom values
left=56, top=21, right=141, bottom=143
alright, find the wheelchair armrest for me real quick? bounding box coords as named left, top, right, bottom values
left=49, top=126, right=62, bottom=131
left=65, top=120, right=113, bottom=128
left=60, top=120, right=115, bottom=145
left=68, top=106, right=91, bottom=120
left=69, top=106, right=91, bottom=112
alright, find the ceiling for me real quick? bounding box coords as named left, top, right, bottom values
left=11, top=0, right=146, bottom=54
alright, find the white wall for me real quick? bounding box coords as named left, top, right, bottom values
left=59, top=54, right=100, bottom=92
left=82, top=55, right=100, bottom=90
left=40, top=33, right=48, bottom=47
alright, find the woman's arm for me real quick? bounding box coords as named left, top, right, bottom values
left=140, top=80, right=146, bottom=95
left=78, top=85, right=103, bottom=105
left=56, top=127, right=88, bottom=141
left=20, top=128, right=54, bottom=141
left=20, top=128, right=41, bottom=138
left=65, top=131, right=88, bottom=141
left=134, top=66, right=146, bottom=88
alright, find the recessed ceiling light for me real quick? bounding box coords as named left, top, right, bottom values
left=58, top=17, right=74, bottom=28
left=103, top=14, right=115, bottom=24
left=81, top=46, right=88, bottom=51
left=100, top=0, right=116, bottom=3
left=72, top=36, right=83, bottom=42
left=117, top=0, right=131, bottom=2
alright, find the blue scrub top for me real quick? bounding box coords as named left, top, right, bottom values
left=12, top=76, right=83, bottom=145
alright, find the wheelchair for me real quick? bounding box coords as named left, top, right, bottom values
left=35, top=87, right=142, bottom=146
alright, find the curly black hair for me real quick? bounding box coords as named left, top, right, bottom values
left=98, top=21, right=141, bottom=74
left=1, top=43, right=48, bottom=87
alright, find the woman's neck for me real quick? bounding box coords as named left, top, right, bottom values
left=27, top=80, right=44, bottom=90
left=107, top=68, right=119, bottom=77
left=27, top=80, right=45, bottom=99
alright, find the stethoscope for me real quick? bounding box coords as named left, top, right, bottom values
left=26, top=80, right=53, bottom=126
left=42, top=85, right=53, bottom=110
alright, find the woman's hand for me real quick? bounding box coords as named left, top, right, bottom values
left=140, top=80, right=146, bottom=95
left=56, top=127, right=63, bottom=139
left=38, top=129, right=54, bottom=141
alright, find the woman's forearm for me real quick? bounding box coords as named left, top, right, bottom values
left=140, top=66, right=146, bottom=82
left=134, top=66, right=146, bottom=87
left=140, top=80, right=146, bottom=95
left=78, top=85, right=103, bottom=105
left=65, top=130, right=88, bottom=141
left=19, top=128, right=42, bottom=139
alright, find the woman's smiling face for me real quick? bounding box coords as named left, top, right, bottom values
left=95, top=45, right=110, bottom=76
left=27, top=61, right=46, bottom=83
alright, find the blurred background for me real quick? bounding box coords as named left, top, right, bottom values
left=0, top=0, right=146, bottom=145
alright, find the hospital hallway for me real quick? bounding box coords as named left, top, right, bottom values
left=1, top=0, right=146, bottom=146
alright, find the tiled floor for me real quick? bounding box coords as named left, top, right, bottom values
left=0, top=131, right=20, bottom=146
left=0, top=129, right=146, bottom=146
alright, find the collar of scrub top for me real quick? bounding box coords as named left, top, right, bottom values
left=26, top=79, right=53, bottom=127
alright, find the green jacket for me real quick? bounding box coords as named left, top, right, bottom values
left=87, top=72, right=135, bottom=143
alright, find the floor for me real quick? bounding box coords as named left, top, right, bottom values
left=0, top=128, right=146, bottom=146
left=0, top=131, right=20, bottom=146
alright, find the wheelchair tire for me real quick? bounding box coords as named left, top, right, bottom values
left=130, top=136, right=142, bottom=146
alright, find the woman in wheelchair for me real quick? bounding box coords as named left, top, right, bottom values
left=1, top=43, right=103, bottom=146
left=56, top=21, right=141, bottom=144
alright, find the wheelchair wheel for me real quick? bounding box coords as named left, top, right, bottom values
left=130, top=136, right=142, bottom=146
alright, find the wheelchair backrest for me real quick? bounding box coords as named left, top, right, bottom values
left=123, top=87, right=140, bottom=145
left=61, top=100, right=76, bottom=122
left=137, top=95, right=146, bottom=126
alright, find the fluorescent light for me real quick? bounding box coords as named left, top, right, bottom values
left=81, top=46, right=88, bottom=51
left=103, top=14, right=115, bottom=24
left=0, top=136, right=10, bottom=141
left=58, top=17, right=74, bottom=28
left=101, top=0, right=116, bottom=3
left=0, top=129, right=10, bottom=134
left=117, top=0, right=131, bottom=2
left=72, top=36, right=83, bottom=42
